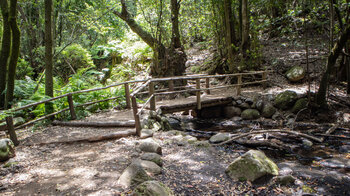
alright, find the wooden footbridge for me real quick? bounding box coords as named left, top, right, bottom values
left=0, top=71, right=271, bottom=145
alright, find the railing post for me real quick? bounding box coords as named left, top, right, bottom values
left=124, top=83, right=131, bottom=109
left=205, top=78, right=210, bottom=94
left=196, top=79, right=201, bottom=110
left=237, top=75, right=242, bottom=96
left=6, top=116, right=19, bottom=146
left=67, top=93, right=77, bottom=120
left=132, top=97, right=141, bottom=136
left=168, top=80, right=175, bottom=99
left=149, top=81, right=156, bottom=111
left=262, top=72, right=267, bottom=89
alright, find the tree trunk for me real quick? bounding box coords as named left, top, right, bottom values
left=45, top=0, right=54, bottom=114
left=171, top=0, right=181, bottom=49
left=0, top=0, right=11, bottom=109
left=316, top=25, right=350, bottom=106
left=241, top=0, right=249, bottom=62
left=224, top=0, right=236, bottom=73
left=5, top=0, right=20, bottom=109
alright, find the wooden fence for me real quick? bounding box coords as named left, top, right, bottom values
left=1, top=71, right=271, bottom=145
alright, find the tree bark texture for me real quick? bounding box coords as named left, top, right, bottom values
left=241, top=0, right=249, bottom=58
left=317, top=24, right=350, bottom=105
left=5, top=0, right=20, bottom=109
left=45, top=0, right=54, bottom=114
left=224, top=0, right=236, bottom=73
left=0, top=0, right=11, bottom=109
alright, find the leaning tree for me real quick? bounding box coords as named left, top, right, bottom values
left=113, top=0, right=187, bottom=78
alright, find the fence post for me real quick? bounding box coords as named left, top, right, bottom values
left=124, top=83, right=131, bottom=109
left=67, top=93, right=77, bottom=120
left=132, top=97, right=141, bottom=136
left=149, top=81, right=156, bottom=111
left=5, top=116, right=19, bottom=146
left=196, top=79, right=201, bottom=110
left=262, top=72, right=267, bottom=89
left=237, top=75, right=242, bottom=96
left=205, top=78, right=210, bottom=94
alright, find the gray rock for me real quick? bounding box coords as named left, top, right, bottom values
left=262, top=103, right=276, bottom=118
left=279, top=167, right=293, bottom=176
left=241, top=109, right=260, bottom=120
left=184, top=135, right=198, bottom=144
left=13, top=117, right=25, bottom=126
left=286, top=66, right=305, bottom=82
left=223, top=106, right=242, bottom=118
left=226, top=150, right=279, bottom=182
left=138, top=159, right=162, bottom=175
left=118, top=161, right=152, bottom=188
left=256, top=99, right=264, bottom=111
left=245, top=98, right=254, bottom=105
left=141, top=153, right=163, bottom=167
left=274, top=90, right=298, bottom=110
left=140, top=129, right=154, bottom=139
left=276, top=175, right=296, bottom=185
left=194, top=140, right=211, bottom=148
left=239, top=103, right=250, bottom=109
left=0, top=139, right=15, bottom=162
left=236, top=100, right=243, bottom=105
left=209, top=133, right=230, bottom=143
left=302, top=139, right=313, bottom=148
left=133, top=181, right=174, bottom=196
left=139, top=138, right=162, bottom=155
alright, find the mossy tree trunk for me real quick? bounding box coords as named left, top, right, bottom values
left=4, top=0, right=20, bottom=109
left=224, top=0, right=237, bottom=73
left=316, top=25, right=350, bottom=106
left=241, top=0, right=250, bottom=68
left=114, top=0, right=186, bottom=78
left=0, top=0, right=11, bottom=109
left=45, top=0, right=54, bottom=114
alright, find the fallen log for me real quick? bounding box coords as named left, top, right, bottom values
left=52, top=120, right=135, bottom=128
left=25, top=129, right=136, bottom=146
left=214, top=129, right=323, bottom=146
left=234, top=138, right=290, bottom=151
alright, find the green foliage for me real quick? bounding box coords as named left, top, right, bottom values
left=55, top=44, right=95, bottom=82
left=16, top=58, right=34, bottom=79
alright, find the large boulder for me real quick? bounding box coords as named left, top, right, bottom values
left=118, top=160, right=152, bottom=188
left=274, top=90, right=298, bottom=110
left=241, top=109, right=260, bottom=120
left=209, top=133, right=230, bottom=143
left=262, top=103, right=277, bottom=118
left=226, top=150, right=279, bottom=182
left=141, top=153, right=163, bottom=167
left=286, top=66, right=305, bottom=82
left=292, top=98, right=308, bottom=113
left=139, top=138, right=162, bottom=155
left=133, top=181, right=174, bottom=196
left=0, top=139, right=15, bottom=162
left=223, top=106, right=242, bottom=118
left=138, top=160, right=162, bottom=175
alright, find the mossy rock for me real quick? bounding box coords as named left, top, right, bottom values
left=0, top=139, right=15, bottom=162
left=274, top=90, right=298, bottom=110
left=292, top=98, right=308, bottom=113
left=226, top=150, right=279, bottom=182
left=241, top=109, right=260, bottom=120
left=118, top=160, right=152, bottom=188
left=286, top=66, right=305, bottom=82
left=140, top=153, right=163, bottom=167
left=262, top=103, right=276, bottom=118
left=133, top=181, right=174, bottom=196
left=209, top=133, right=230, bottom=143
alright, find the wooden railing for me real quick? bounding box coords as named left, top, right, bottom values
left=1, top=71, right=271, bottom=145
left=130, top=71, right=272, bottom=136
left=0, top=79, right=147, bottom=145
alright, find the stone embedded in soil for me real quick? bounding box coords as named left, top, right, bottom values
left=133, top=180, right=174, bottom=196
left=194, top=140, right=211, bottom=148
left=241, top=109, right=260, bottom=120
left=239, top=103, right=251, bottom=109
left=274, top=90, right=298, bottom=110
left=140, top=153, right=163, bottom=167
left=183, top=135, right=198, bottom=144
left=256, top=99, right=264, bottom=111
left=292, top=98, right=308, bottom=113
left=138, top=159, right=162, bottom=175
left=262, top=103, right=276, bottom=118
left=0, top=139, right=15, bottom=162
left=140, top=129, right=154, bottom=139
left=117, top=160, right=152, bottom=188
left=276, top=175, right=296, bottom=185
left=226, top=150, right=279, bottom=182
left=286, top=65, right=305, bottom=82
left=209, top=133, right=230, bottom=143
left=223, top=106, right=241, bottom=118
left=139, top=138, right=162, bottom=155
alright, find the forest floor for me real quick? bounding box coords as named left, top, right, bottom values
left=1, top=38, right=350, bottom=195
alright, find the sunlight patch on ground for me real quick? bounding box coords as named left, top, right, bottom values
left=30, top=168, right=65, bottom=178
left=69, top=167, right=98, bottom=179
